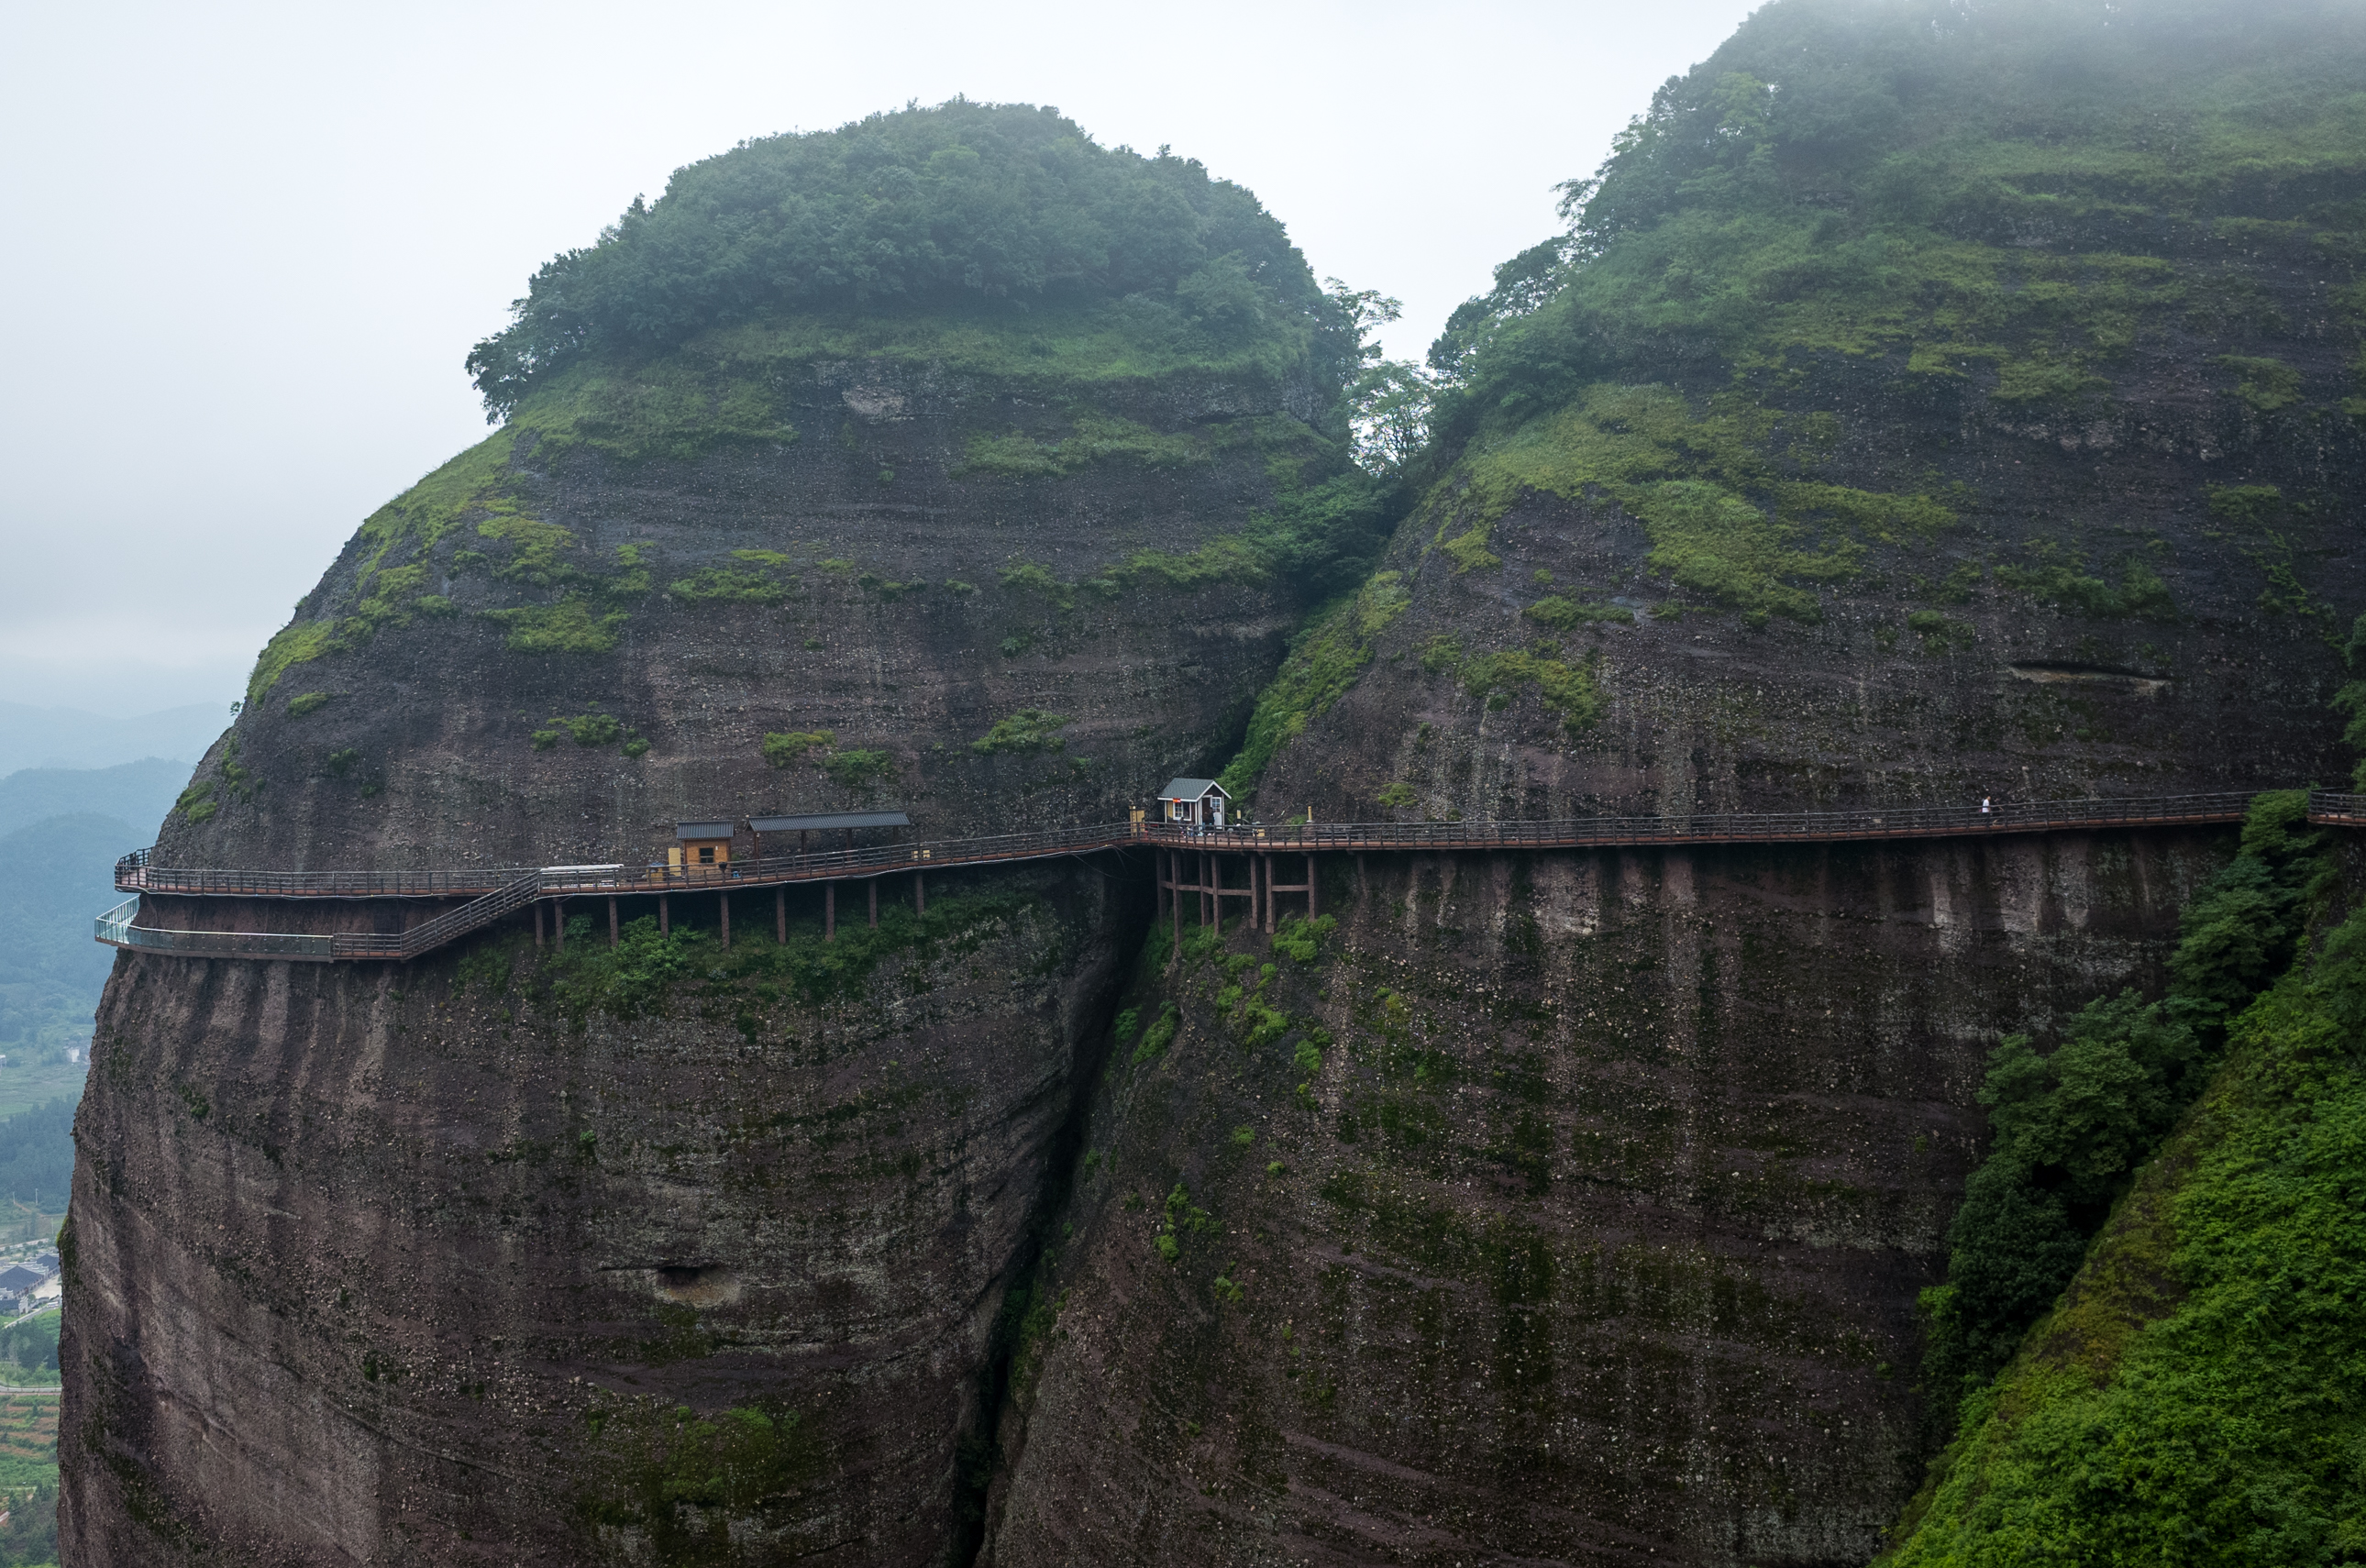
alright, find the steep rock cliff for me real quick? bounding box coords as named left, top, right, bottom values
left=63, top=105, right=1381, bottom=1565
left=983, top=4, right=2366, bottom=1563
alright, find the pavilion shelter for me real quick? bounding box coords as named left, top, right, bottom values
left=750, top=811, right=912, bottom=858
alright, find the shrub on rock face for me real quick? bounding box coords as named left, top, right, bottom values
left=969, top=710, right=1070, bottom=756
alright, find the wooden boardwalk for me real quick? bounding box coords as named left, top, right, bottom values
left=96, top=790, right=2340, bottom=964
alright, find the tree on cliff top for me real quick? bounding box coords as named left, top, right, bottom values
left=468, top=100, right=1347, bottom=418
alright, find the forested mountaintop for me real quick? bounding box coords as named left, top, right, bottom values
left=466, top=98, right=1362, bottom=419
left=1433, top=0, right=2366, bottom=428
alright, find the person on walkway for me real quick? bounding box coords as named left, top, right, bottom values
left=1981, top=797, right=1992, bottom=814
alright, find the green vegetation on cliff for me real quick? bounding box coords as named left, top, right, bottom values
left=1892, top=877, right=2366, bottom=1563
left=465, top=100, right=1354, bottom=418
left=1918, top=792, right=2330, bottom=1426
left=1437, top=0, right=2366, bottom=431
left=1392, top=0, right=2366, bottom=635
left=239, top=100, right=1397, bottom=710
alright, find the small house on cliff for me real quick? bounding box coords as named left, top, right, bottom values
left=1158, top=778, right=1229, bottom=828
left=672, top=821, right=735, bottom=870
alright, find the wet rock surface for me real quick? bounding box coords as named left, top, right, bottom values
left=64, top=355, right=1321, bottom=1565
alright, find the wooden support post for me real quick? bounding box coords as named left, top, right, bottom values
left=1263, top=855, right=1274, bottom=933
left=608, top=896, right=618, bottom=949
left=533, top=900, right=544, bottom=948
left=776, top=889, right=786, bottom=944
left=914, top=872, right=925, bottom=914
left=868, top=879, right=879, bottom=928
left=1201, top=852, right=1212, bottom=929
left=1307, top=853, right=1318, bottom=920
left=1357, top=853, right=1367, bottom=897
left=554, top=898, right=565, bottom=951
left=825, top=883, right=835, bottom=943
left=658, top=892, right=669, bottom=935
left=1170, top=851, right=1182, bottom=962
left=720, top=892, right=730, bottom=949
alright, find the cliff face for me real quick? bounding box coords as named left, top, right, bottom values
left=63, top=323, right=1360, bottom=1563
left=974, top=6, right=2366, bottom=1564
left=156, top=351, right=1331, bottom=875
left=65, top=21, right=2366, bottom=1568
left=984, top=830, right=2223, bottom=1565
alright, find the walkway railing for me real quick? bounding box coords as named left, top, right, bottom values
left=97, top=789, right=2330, bottom=964
left=95, top=896, right=337, bottom=960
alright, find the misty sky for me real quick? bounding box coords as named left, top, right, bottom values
left=2, top=0, right=1760, bottom=720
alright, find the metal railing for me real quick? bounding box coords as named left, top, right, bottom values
left=115, top=852, right=535, bottom=899
left=2309, top=790, right=2366, bottom=823
left=1166, top=791, right=2263, bottom=852
left=94, top=898, right=337, bottom=961
left=97, top=789, right=2329, bottom=965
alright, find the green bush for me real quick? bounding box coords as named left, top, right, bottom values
left=822, top=749, right=895, bottom=791
left=970, top=709, right=1070, bottom=756
left=1273, top=913, right=1336, bottom=965
left=1132, top=1005, right=1178, bottom=1065
left=1918, top=790, right=2329, bottom=1424
left=286, top=690, right=333, bottom=717
left=761, top=730, right=835, bottom=768
left=1895, top=903, right=2366, bottom=1563
left=1524, top=595, right=1633, bottom=630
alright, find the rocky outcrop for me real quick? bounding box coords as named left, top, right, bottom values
left=982, top=831, right=2226, bottom=1565
left=976, top=54, right=2366, bottom=1568
left=62, top=346, right=1343, bottom=1564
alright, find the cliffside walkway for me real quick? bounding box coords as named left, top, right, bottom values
left=95, top=789, right=2351, bottom=964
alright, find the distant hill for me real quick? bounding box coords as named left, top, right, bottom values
left=0, top=758, right=187, bottom=839
left=0, top=811, right=144, bottom=1063
left=0, top=701, right=223, bottom=777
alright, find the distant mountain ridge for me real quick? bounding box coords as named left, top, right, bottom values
left=0, top=758, right=188, bottom=841
left=0, top=701, right=221, bottom=778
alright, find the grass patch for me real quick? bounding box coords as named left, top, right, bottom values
left=959, top=414, right=1207, bottom=477
left=547, top=888, right=1034, bottom=1018
left=1215, top=572, right=1409, bottom=795
left=1434, top=385, right=1940, bottom=623
left=970, top=710, right=1070, bottom=756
